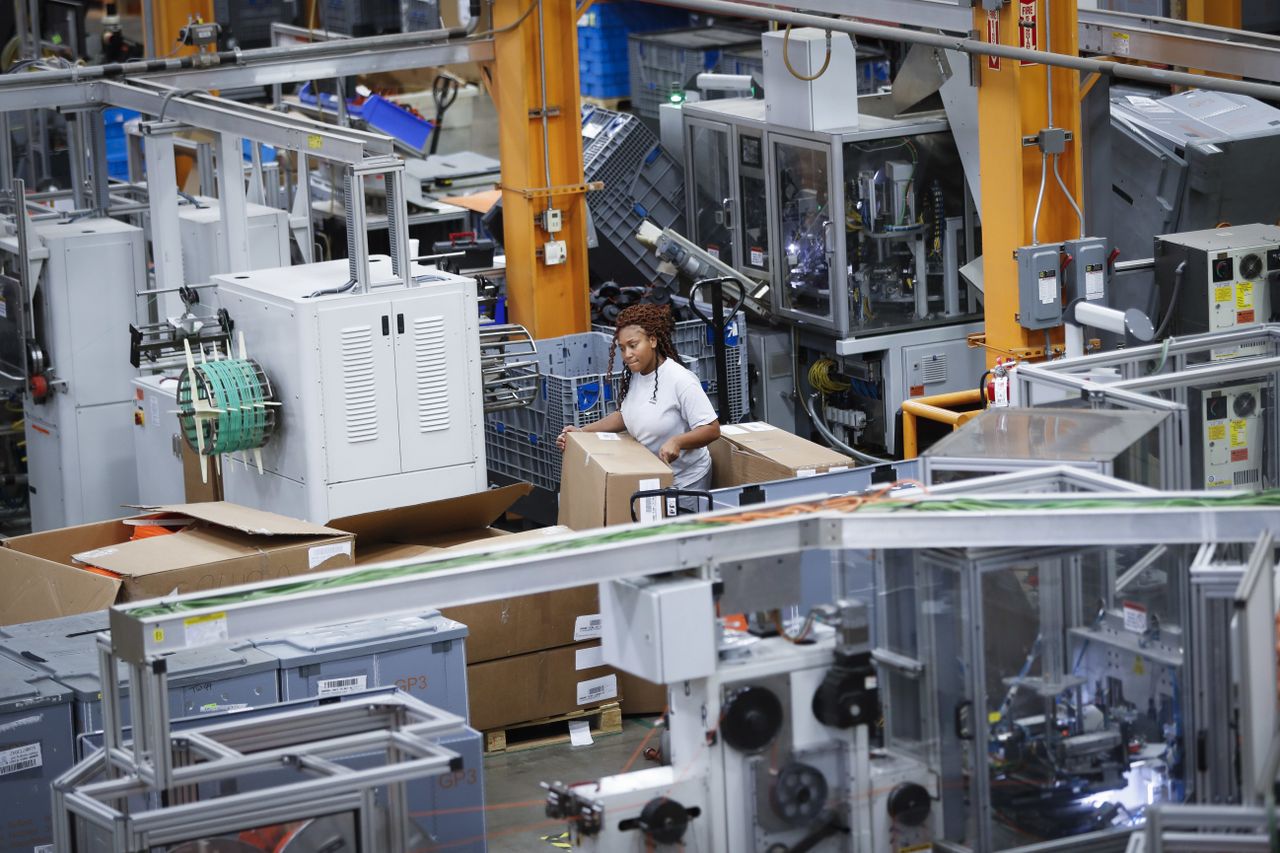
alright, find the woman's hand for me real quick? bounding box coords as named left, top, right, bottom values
left=659, top=437, right=682, bottom=463
left=557, top=425, right=580, bottom=452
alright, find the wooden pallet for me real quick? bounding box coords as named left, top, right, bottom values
left=484, top=702, right=622, bottom=754
left=581, top=95, right=631, bottom=111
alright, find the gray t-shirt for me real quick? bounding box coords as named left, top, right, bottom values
left=619, top=358, right=718, bottom=487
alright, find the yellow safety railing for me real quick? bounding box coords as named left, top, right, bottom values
left=900, top=389, right=984, bottom=459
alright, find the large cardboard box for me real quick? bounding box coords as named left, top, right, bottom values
left=617, top=671, right=669, bottom=716
left=710, top=422, right=854, bottom=488
left=558, top=432, right=673, bottom=530
left=331, top=484, right=534, bottom=565
left=0, top=504, right=355, bottom=625
left=446, top=585, right=600, bottom=665
left=466, top=641, right=620, bottom=732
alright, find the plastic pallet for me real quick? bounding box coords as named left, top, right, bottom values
left=324, top=0, right=401, bottom=35
left=581, top=107, right=685, bottom=285
left=628, top=27, right=758, bottom=119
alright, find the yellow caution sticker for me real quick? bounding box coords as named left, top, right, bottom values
left=1230, top=419, right=1248, bottom=448
left=1133, top=656, right=1145, bottom=675
left=1208, top=423, right=1227, bottom=442
left=183, top=611, right=229, bottom=647
left=152, top=628, right=164, bottom=643
left=1215, top=285, right=1233, bottom=303
left=1237, top=280, right=1254, bottom=310
left=307, top=134, right=323, bottom=150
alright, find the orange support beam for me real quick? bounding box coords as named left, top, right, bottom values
left=974, top=0, right=1084, bottom=366
left=490, top=0, right=592, bottom=339
left=1185, top=0, right=1241, bottom=31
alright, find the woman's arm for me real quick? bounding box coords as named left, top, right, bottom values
left=556, top=411, right=626, bottom=451
left=659, top=420, right=720, bottom=463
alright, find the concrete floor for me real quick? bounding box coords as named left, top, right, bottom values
left=480, top=718, right=659, bottom=852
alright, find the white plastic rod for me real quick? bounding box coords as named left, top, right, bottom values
left=1075, top=301, right=1128, bottom=335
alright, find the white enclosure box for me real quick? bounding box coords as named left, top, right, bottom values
left=214, top=257, right=487, bottom=523
left=179, top=198, right=292, bottom=286
left=601, top=576, right=717, bottom=684
left=762, top=28, right=859, bottom=131
left=130, top=374, right=186, bottom=507
left=10, top=218, right=145, bottom=530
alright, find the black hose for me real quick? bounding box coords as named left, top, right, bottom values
left=1153, top=260, right=1185, bottom=341
left=978, top=370, right=991, bottom=410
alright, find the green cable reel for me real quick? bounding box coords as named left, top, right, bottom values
left=176, top=339, right=279, bottom=481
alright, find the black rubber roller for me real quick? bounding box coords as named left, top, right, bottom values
left=721, top=685, right=784, bottom=753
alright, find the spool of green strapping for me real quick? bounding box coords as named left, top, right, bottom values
left=177, top=357, right=278, bottom=457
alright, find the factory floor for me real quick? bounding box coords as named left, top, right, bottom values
left=481, top=717, right=659, bottom=851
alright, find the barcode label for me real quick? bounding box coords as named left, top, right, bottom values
left=576, top=674, right=618, bottom=705
left=574, top=614, right=603, bottom=641
left=316, top=674, right=368, bottom=697
left=0, top=742, right=42, bottom=776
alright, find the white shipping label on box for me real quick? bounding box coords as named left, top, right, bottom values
left=796, top=468, right=817, bottom=478
left=574, top=613, right=603, bottom=641
left=596, top=432, right=620, bottom=441
left=720, top=424, right=746, bottom=435
left=575, top=644, right=605, bottom=671
left=183, top=612, right=229, bottom=647
left=568, top=719, right=593, bottom=746
left=829, top=466, right=849, bottom=473
left=316, top=674, right=368, bottom=697
left=576, top=674, right=618, bottom=706
left=743, top=422, right=776, bottom=431
left=0, top=742, right=42, bottom=776
left=309, top=541, right=352, bottom=569
left=636, top=477, right=661, bottom=524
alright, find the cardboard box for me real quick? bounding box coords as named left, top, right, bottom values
left=710, top=422, right=854, bottom=488
left=332, top=483, right=534, bottom=566
left=444, top=585, right=599, bottom=665
left=466, top=641, right=620, bottom=732
left=558, top=432, right=673, bottom=530
left=0, top=504, right=355, bottom=625
left=618, top=671, right=669, bottom=716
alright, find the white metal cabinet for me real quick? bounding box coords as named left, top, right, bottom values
left=318, top=300, right=401, bottom=484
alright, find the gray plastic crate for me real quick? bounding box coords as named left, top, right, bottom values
left=213, top=0, right=293, bottom=49
left=628, top=27, right=758, bottom=119
left=582, top=106, right=685, bottom=286
left=324, top=0, right=401, bottom=35
left=400, top=0, right=441, bottom=31
left=0, top=655, right=74, bottom=853
left=251, top=610, right=470, bottom=721
left=0, top=620, right=279, bottom=742
left=486, top=326, right=746, bottom=490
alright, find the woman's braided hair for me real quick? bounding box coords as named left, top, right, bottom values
left=609, top=303, right=683, bottom=404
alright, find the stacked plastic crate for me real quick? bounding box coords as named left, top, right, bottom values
left=577, top=1, right=689, bottom=101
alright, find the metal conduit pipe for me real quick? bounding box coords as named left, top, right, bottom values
left=639, top=0, right=1280, bottom=102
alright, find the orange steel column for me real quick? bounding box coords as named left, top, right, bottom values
left=490, top=0, right=592, bottom=338
left=974, top=0, right=1084, bottom=366
left=1185, top=0, right=1242, bottom=30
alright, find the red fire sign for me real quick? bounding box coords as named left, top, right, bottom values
left=987, top=11, right=1001, bottom=70
left=1019, top=0, right=1038, bottom=65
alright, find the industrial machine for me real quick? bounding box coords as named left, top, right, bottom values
left=546, top=581, right=936, bottom=852
left=1014, top=324, right=1280, bottom=492
left=1, top=214, right=146, bottom=530
left=1153, top=224, right=1280, bottom=354
left=1110, top=90, right=1280, bottom=265
left=682, top=90, right=983, bottom=454
left=211, top=256, right=488, bottom=523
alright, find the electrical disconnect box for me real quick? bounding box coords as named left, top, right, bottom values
left=1016, top=244, right=1065, bottom=330
left=1154, top=224, right=1280, bottom=353
left=761, top=27, right=859, bottom=131
left=1064, top=237, right=1109, bottom=304
left=1189, top=381, right=1267, bottom=491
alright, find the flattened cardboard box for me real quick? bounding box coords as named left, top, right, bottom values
left=466, top=641, right=621, bottom=732
left=332, top=483, right=534, bottom=566
left=710, top=422, right=853, bottom=488
left=558, top=432, right=672, bottom=530
left=0, top=503, right=354, bottom=625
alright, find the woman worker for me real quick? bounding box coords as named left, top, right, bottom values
left=556, top=303, right=721, bottom=499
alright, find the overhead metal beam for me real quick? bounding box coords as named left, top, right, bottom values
left=141, top=39, right=495, bottom=91
left=109, top=493, right=1280, bottom=662
left=100, top=81, right=390, bottom=164
left=1079, top=8, right=1280, bottom=83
